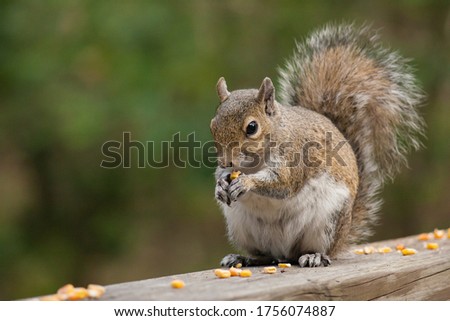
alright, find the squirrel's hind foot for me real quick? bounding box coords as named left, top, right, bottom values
left=298, top=253, right=331, bottom=267
left=220, top=254, right=276, bottom=267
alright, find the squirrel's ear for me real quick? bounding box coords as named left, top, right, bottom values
left=257, top=77, right=276, bottom=116
left=216, top=77, right=230, bottom=103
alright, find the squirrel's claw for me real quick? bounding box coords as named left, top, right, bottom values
left=298, top=253, right=331, bottom=267
left=220, top=254, right=247, bottom=267
left=221, top=253, right=277, bottom=267
left=215, top=178, right=230, bottom=205
left=228, top=176, right=251, bottom=202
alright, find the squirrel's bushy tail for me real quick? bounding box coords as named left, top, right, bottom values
left=278, top=24, right=425, bottom=242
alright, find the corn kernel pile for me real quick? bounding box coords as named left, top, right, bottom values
left=212, top=262, right=288, bottom=280
left=353, top=227, right=448, bottom=257
left=354, top=246, right=393, bottom=254
left=214, top=269, right=232, bottom=278
left=213, top=267, right=253, bottom=278
left=419, top=228, right=447, bottom=251
left=229, top=267, right=242, bottom=276
left=39, top=283, right=105, bottom=301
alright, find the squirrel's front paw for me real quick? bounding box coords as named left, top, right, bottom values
left=228, top=176, right=253, bottom=202
left=215, top=178, right=230, bottom=205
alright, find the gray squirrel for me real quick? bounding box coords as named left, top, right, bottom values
left=210, top=24, right=424, bottom=267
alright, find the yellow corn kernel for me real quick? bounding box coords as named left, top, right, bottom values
left=239, top=269, right=252, bottom=277
left=418, top=233, right=431, bottom=241
left=278, top=263, right=291, bottom=268
left=39, top=294, right=61, bottom=301
left=214, top=269, right=231, bottom=278
left=354, top=248, right=364, bottom=255
left=67, top=287, right=89, bottom=301
left=235, top=263, right=242, bottom=268
left=426, top=242, right=439, bottom=250
left=230, top=171, right=241, bottom=181
left=170, top=279, right=185, bottom=289
left=56, top=283, right=75, bottom=300
left=229, top=267, right=242, bottom=277
left=57, top=283, right=74, bottom=295
left=263, top=266, right=277, bottom=274
left=401, top=248, right=417, bottom=256
left=363, top=246, right=376, bottom=254
left=87, top=284, right=106, bottom=298
left=448, top=228, right=450, bottom=239
left=434, top=229, right=444, bottom=239
left=378, top=246, right=392, bottom=253
left=396, top=244, right=405, bottom=251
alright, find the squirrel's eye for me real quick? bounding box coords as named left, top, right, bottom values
left=246, top=121, right=258, bottom=136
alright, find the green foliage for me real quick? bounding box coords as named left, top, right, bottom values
left=0, top=0, right=448, bottom=299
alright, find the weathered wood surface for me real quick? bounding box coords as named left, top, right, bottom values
left=96, top=234, right=450, bottom=300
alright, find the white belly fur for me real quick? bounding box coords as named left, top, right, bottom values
left=221, top=173, right=350, bottom=259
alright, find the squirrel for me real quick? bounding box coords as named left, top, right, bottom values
left=210, top=24, right=424, bottom=268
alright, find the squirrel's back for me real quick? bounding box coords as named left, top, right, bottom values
left=278, top=24, right=425, bottom=242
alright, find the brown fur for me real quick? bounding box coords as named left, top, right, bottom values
left=279, top=23, right=424, bottom=244
left=211, top=24, right=424, bottom=266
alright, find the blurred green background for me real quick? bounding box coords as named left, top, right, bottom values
left=0, top=0, right=449, bottom=300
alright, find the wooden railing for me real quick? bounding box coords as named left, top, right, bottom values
left=95, top=234, right=449, bottom=300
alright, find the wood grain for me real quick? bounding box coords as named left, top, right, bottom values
left=98, top=234, right=450, bottom=300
